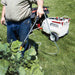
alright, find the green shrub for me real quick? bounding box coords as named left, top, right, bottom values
left=0, top=40, right=44, bottom=75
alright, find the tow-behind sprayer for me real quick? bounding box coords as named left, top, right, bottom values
left=42, top=16, right=71, bottom=41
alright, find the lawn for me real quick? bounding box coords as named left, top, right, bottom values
left=0, top=0, right=75, bottom=75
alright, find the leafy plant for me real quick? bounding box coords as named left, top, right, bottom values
left=0, top=59, right=9, bottom=75
left=0, top=42, right=11, bottom=59
left=0, top=40, right=44, bottom=75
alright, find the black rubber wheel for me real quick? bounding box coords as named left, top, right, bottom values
left=50, top=32, right=59, bottom=42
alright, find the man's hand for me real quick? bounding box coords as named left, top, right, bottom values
left=1, top=17, right=5, bottom=25
left=1, top=6, right=5, bottom=25
left=37, top=0, right=44, bottom=18
left=37, top=7, right=44, bottom=18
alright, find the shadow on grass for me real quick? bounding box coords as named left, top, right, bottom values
left=29, top=39, right=39, bottom=55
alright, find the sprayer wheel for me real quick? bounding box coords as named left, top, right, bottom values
left=50, top=32, right=59, bottom=42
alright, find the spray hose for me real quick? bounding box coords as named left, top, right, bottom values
left=43, top=13, right=59, bottom=55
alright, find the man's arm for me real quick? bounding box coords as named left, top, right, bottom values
left=37, top=0, right=44, bottom=18
left=1, top=6, right=5, bottom=25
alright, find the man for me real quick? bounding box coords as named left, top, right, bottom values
left=1, top=0, right=44, bottom=51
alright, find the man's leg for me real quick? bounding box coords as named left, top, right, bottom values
left=7, top=22, right=16, bottom=43
left=19, top=17, right=31, bottom=53
left=7, top=21, right=20, bottom=43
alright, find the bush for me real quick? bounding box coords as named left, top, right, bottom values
left=0, top=40, right=44, bottom=75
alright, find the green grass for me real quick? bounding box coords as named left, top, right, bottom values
left=0, top=0, right=75, bottom=75
left=0, top=3, right=7, bottom=42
